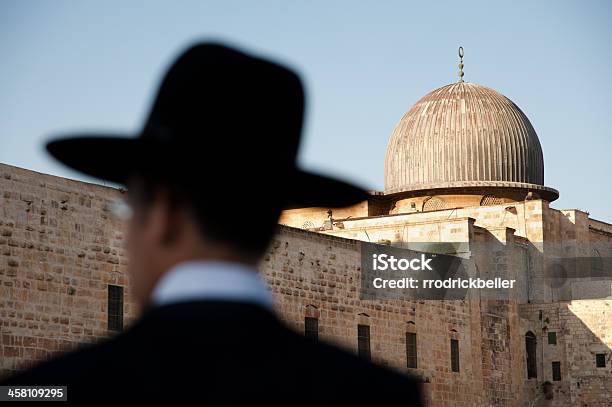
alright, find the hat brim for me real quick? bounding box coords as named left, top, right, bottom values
left=46, top=136, right=370, bottom=209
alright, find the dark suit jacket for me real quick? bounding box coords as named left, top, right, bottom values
left=2, top=301, right=423, bottom=405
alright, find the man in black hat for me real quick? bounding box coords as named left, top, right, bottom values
left=2, top=43, right=422, bottom=405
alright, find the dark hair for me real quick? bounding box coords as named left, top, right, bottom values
left=131, top=173, right=282, bottom=257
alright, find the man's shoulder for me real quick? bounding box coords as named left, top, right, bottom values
left=291, top=331, right=420, bottom=387
left=296, top=338, right=422, bottom=403
left=1, top=337, right=116, bottom=386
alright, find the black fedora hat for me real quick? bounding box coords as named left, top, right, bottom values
left=46, top=42, right=369, bottom=208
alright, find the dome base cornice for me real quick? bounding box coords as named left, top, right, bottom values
left=383, top=181, right=559, bottom=202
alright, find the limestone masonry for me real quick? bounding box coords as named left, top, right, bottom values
left=1, top=76, right=611, bottom=406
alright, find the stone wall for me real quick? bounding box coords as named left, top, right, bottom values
left=0, top=163, right=138, bottom=376
left=263, top=225, right=527, bottom=406
left=1, top=163, right=610, bottom=406
left=519, top=300, right=612, bottom=406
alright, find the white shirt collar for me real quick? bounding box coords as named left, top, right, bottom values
left=150, top=260, right=274, bottom=311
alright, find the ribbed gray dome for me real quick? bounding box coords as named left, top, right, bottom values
left=384, top=82, right=553, bottom=196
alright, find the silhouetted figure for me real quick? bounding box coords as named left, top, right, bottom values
left=2, top=43, right=423, bottom=405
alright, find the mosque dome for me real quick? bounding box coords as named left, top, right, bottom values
left=384, top=69, right=558, bottom=202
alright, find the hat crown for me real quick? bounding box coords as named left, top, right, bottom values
left=142, top=43, right=304, bottom=164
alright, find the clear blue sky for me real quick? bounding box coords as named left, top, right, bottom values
left=1, top=1, right=611, bottom=221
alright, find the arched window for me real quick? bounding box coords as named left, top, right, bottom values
left=304, top=317, right=318, bottom=341
left=450, top=329, right=460, bottom=373
left=357, top=313, right=371, bottom=361
left=406, top=321, right=417, bottom=369
left=525, top=331, right=537, bottom=379
left=107, top=285, right=124, bottom=332
left=304, top=305, right=319, bottom=342
left=357, top=324, right=371, bottom=361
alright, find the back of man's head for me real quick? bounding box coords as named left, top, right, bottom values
left=133, top=172, right=283, bottom=258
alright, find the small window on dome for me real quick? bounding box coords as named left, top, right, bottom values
left=422, top=197, right=446, bottom=212
left=480, top=195, right=504, bottom=206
